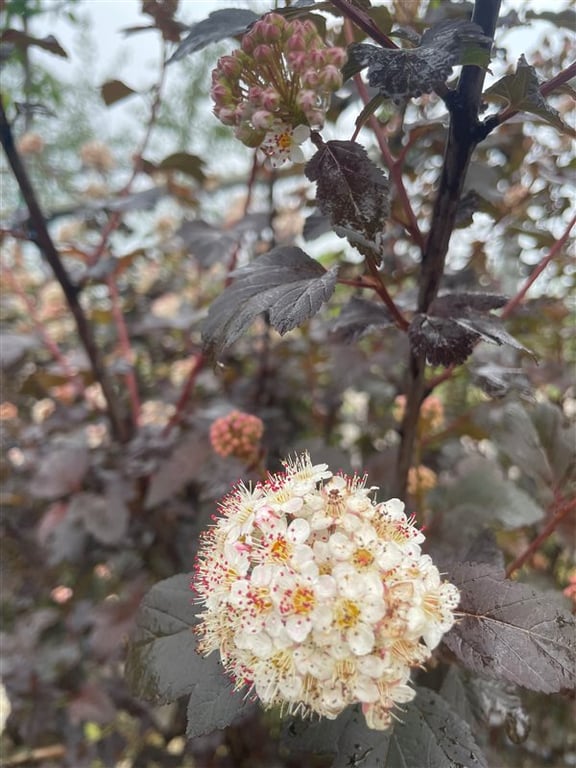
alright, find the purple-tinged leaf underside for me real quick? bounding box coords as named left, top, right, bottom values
left=444, top=562, right=576, bottom=694
left=348, top=19, right=491, bottom=101
left=202, top=246, right=337, bottom=354
left=306, top=139, right=390, bottom=259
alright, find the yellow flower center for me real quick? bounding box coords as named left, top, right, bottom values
left=276, top=132, right=292, bottom=151
left=353, top=547, right=374, bottom=568
left=269, top=537, right=289, bottom=562
left=291, top=586, right=315, bottom=614
left=335, top=599, right=360, bottom=629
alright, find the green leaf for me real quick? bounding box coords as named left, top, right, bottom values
left=100, top=79, right=137, bottom=106
left=483, top=55, right=576, bottom=137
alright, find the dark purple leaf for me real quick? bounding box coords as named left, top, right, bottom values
left=430, top=292, right=509, bottom=316
left=202, top=246, right=337, bottom=353
left=30, top=440, right=90, bottom=500
left=169, top=9, right=260, bottom=62
left=283, top=687, right=487, bottom=767
left=331, top=297, right=394, bottom=343
left=177, top=219, right=237, bottom=267
left=472, top=363, right=533, bottom=399
left=100, top=79, right=137, bottom=106
left=107, top=187, right=166, bottom=212
left=303, top=212, right=332, bottom=242
left=409, top=313, right=478, bottom=366
left=409, top=297, right=535, bottom=366
left=349, top=20, right=490, bottom=101
left=444, top=562, right=576, bottom=693
left=125, top=575, right=250, bottom=736
left=453, top=314, right=536, bottom=359
left=484, top=55, right=576, bottom=138
left=305, top=139, right=390, bottom=258
left=1, top=29, right=68, bottom=58
left=145, top=432, right=211, bottom=509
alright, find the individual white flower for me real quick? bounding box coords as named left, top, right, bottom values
left=260, top=123, right=311, bottom=167
left=192, top=451, right=459, bottom=731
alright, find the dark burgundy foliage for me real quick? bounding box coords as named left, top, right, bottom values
left=445, top=562, right=576, bottom=693
left=202, top=246, right=338, bottom=354
left=348, top=20, right=490, bottom=100
left=306, top=139, right=390, bottom=257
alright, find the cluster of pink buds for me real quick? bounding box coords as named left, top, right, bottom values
left=210, top=410, right=264, bottom=463
left=211, top=13, right=346, bottom=165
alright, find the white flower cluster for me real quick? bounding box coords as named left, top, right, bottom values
left=193, top=453, right=459, bottom=730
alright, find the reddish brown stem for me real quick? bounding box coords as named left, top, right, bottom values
left=506, top=496, right=576, bottom=578
left=162, top=353, right=204, bottom=438
left=106, top=274, right=141, bottom=427
left=365, top=257, right=409, bottom=331
left=502, top=212, right=576, bottom=319
left=329, top=0, right=398, bottom=49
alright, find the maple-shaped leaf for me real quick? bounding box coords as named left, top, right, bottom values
left=484, top=55, right=576, bottom=137
left=169, top=8, right=260, bottom=61
left=348, top=19, right=491, bottom=101
left=408, top=292, right=535, bottom=367
left=444, top=562, right=576, bottom=694
left=202, top=247, right=337, bottom=354
left=305, top=139, right=390, bottom=258
left=283, top=688, right=487, bottom=767
left=125, top=575, right=252, bottom=737
left=331, top=296, right=394, bottom=342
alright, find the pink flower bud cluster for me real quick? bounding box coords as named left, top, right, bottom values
left=211, top=13, right=346, bottom=149
left=192, top=453, right=459, bottom=730
left=210, top=410, right=264, bottom=463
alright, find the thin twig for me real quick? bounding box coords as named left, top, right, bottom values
left=502, top=212, right=576, bottom=319
left=506, top=496, right=576, bottom=578
left=88, top=41, right=169, bottom=267
left=364, top=256, right=409, bottom=331
left=0, top=96, right=128, bottom=442
left=162, top=353, right=204, bottom=438
left=106, top=273, right=141, bottom=426
left=329, top=0, right=398, bottom=49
